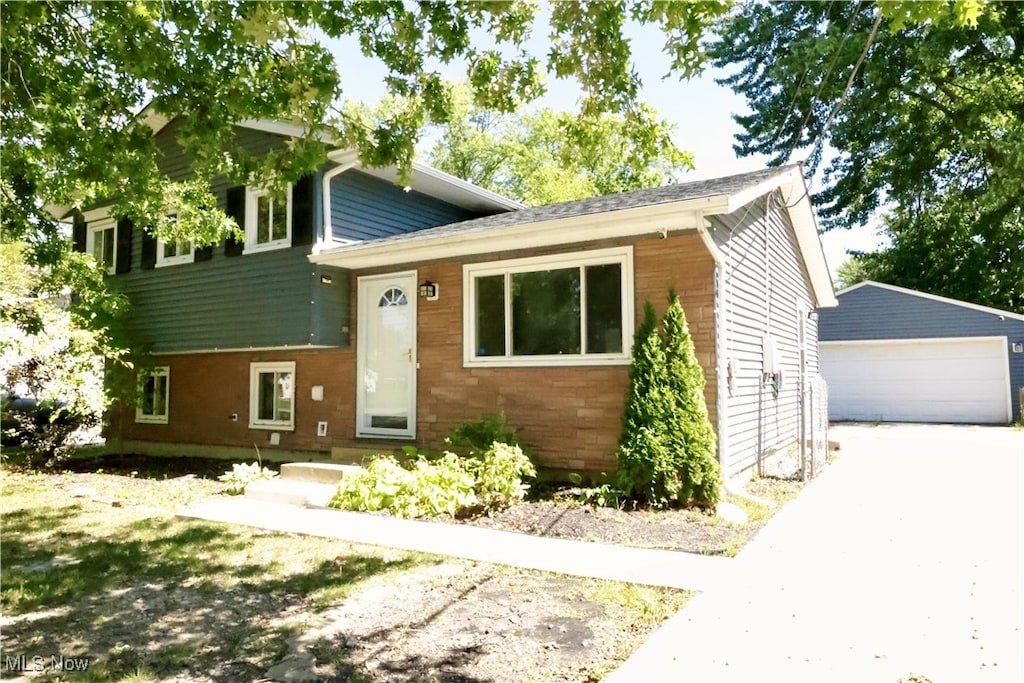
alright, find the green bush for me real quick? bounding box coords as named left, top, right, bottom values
left=615, top=294, right=722, bottom=509
left=447, top=411, right=522, bottom=453
left=218, top=461, right=278, bottom=495
left=330, top=441, right=535, bottom=518
left=472, top=442, right=536, bottom=509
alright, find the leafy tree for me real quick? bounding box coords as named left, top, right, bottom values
left=834, top=254, right=870, bottom=291
left=1, top=0, right=729, bottom=367
left=616, top=298, right=721, bottom=509
left=1, top=243, right=106, bottom=464
left=425, top=84, right=694, bottom=205
left=708, top=1, right=1023, bottom=311
left=847, top=197, right=1024, bottom=311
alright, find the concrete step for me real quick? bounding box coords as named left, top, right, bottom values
left=244, top=478, right=337, bottom=507
left=279, top=462, right=361, bottom=485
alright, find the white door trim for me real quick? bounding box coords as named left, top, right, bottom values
left=356, top=270, right=417, bottom=439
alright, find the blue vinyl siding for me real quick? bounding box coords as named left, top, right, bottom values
left=819, top=284, right=1024, bottom=420
left=330, top=170, right=475, bottom=242
left=710, top=192, right=821, bottom=475
left=106, top=120, right=348, bottom=352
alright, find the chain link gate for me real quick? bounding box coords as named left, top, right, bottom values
left=801, top=376, right=829, bottom=481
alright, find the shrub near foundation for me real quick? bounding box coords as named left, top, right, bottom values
left=615, top=294, right=721, bottom=509
left=330, top=442, right=535, bottom=518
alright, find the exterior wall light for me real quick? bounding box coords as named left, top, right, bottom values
left=418, top=280, right=439, bottom=300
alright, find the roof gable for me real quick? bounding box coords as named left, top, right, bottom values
left=311, top=165, right=837, bottom=308
left=837, top=281, right=1024, bottom=321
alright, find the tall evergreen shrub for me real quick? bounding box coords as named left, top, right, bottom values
left=615, top=294, right=722, bottom=508
left=662, top=291, right=722, bottom=508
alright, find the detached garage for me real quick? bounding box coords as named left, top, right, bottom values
left=818, top=282, right=1024, bottom=424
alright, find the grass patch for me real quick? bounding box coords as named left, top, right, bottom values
left=1, top=467, right=431, bottom=681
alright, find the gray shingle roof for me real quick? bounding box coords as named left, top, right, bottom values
left=322, top=165, right=799, bottom=253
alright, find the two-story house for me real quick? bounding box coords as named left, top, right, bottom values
left=80, top=118, right=836, bottom=480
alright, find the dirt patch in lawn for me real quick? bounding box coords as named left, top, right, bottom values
left=1, top=464, right=688, bottom=682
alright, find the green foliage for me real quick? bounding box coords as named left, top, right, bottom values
left=662, top=291, right=721, bottom=506
left=446, top=410, right=522, bottom=453
left=2, top=0, right=726, bottom=313
left=1, top=243, right=106, bottom=466
left=331, top=442, right=535, bottom=518
left=471, top=442, right=536, bottom=509
left=615, top=295, right=722, bottom=509
left=217, top=462, right=277, bottom=495
left=576, top=484, right=625, bottom=509
left=709, top=0, right=1023, bottom=311
left=427, top=83, right=694, bottom=205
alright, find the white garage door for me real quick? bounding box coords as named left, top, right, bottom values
left=820, top=337, right=1010, bottom=423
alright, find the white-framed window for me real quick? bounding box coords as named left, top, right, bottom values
left=463, top=246, right=634, bottom=367
left=156, top=213, right=193, bottom=267
left=244, top=185, right=292, bottom=253
left=86, top=216, right=117, bottom=274
left=136, top=366, right=170, bottom=424
left=249, top=361, right=295, bottom=430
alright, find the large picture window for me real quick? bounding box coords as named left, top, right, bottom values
left=136, top=367, right=169, bottom=424
left=245, top=185, right=291, bottom=253
left=463, top=247, right=633, bottom=366
left=249, top=361, right=295, bottom=430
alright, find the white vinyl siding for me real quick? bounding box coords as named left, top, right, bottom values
left=462, top=247, right=634, bottom=367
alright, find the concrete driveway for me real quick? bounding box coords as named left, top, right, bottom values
left=611, top=424, right=1024, bottom=682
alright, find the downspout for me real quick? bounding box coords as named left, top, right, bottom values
left=696, top=215, right=730, bottom=474
left=314, top=149, right=361, bottom=255
left=698, top=215, right=775, bottom=509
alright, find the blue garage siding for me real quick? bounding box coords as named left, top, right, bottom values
left=329, top=170, right=475, bottom=242
left=819, top=283, right=1024, bottom=421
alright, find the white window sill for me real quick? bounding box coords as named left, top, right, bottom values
left=248, top=422, right=295, bottom=432
left=464, top=354, right=631, bottom=368
left=244, top=240, right=290, bottom=255
left=156, top=257, right=193, bottom=268
left=135, top=415, right=169, bottom=424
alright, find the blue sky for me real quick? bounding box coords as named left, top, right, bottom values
left=325, top=15, right=887, bottom=281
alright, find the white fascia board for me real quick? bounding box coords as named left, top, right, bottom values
left=837, top=281, right=1024, bottom=321
left=356, top=163, right=523, bottom=212
left=310, top=199, right=713, bottom=269
left=819, top=335, right=1010, bottom=347
left=775, top=171, right=838, bottom=310
left=721, top=166, right=836, bottom=309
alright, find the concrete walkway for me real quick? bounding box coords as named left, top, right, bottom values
left=610, top=424, right=1024, bottom=682
left=179, top=496, right=735, bottom=591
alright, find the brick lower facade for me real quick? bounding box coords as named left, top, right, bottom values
left=112, top=232, right=717, bottom=474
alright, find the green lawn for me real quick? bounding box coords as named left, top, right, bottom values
left=1, top=467, right=432, bottom=681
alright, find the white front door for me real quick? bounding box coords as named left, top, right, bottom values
left=357, top=271, right=417, bottom=438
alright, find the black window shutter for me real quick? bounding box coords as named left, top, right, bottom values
left=291, top=173, right=314, bottom=247
left=115, top=218, right=133, bottom=273
left=194, top=244, right=214, bottom=262
left=72, top=213, right=87, bottom=253
left=141, top=229, right=157, bottom=270
left=224, top=185, right=245, bottom=257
